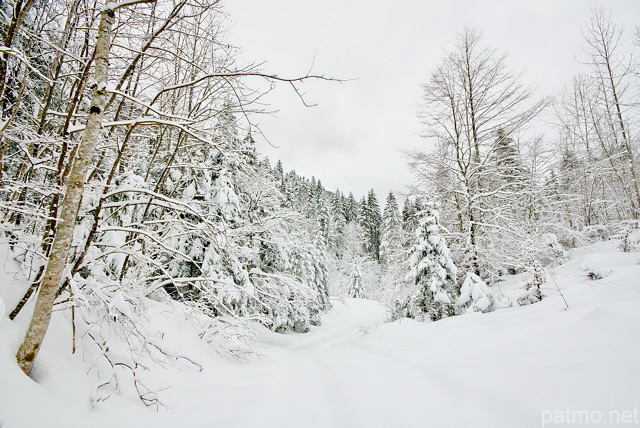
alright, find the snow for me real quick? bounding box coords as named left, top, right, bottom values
left=457, top=272, right=495, bottom=312
left=2, top=240, right=640, bottom=427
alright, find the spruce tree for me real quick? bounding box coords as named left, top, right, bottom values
left=407, top=203, right=458, bottom=320
left=344, top=192, right=359, bottom=223
left=347, top=262, right=365, bottom=299
left=380, top=192, right=403, bottom=266
left=402, top=198, right=418, bottom=232
left=359, top=189, right=382, bottom=261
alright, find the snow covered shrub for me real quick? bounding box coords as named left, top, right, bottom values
left=456, top=273, right=496, bottom=313
left=539, top=233, right=568, bottom=266
left=517, top=258, right=545, bottom=306
left=249, top=270, right=321, bottom=332
left=583, top=265, right=612, bottom=280
left=70, top=277, right=201, bottom=408
left=583, top=225, right=610, bottom=242
left=406, top=204, right=458, bottom=321
left=619, top=229, right=632, bottom=253
left=198, top=315, right=260, bottom=361
left=616, top=224, right=640, bottom=253
left=390, top=295, right=419, bottom=321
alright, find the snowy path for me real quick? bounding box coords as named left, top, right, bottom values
left=155, top=289, right=640, bottom=428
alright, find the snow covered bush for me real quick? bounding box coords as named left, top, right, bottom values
left=456, top=273, right=496, bottom=313
left=539, top=233, right=568, bottom=266
left=517, top=257, right=545, bottom=306
left=583, top=265, right=612, bottom=280
left=619, top=229, right=632, bottom=253
left=69, top=278, right=202, bottom=408
left=583, top=225, right=610, bottom=242
left=616, top=225, right=640, bottom=253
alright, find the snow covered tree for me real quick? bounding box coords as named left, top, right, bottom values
left=343, top=192, right=359, bottom=223
left=15, top=0, right=155, bottom=375
left=347, top=262, right=365, bottom=299
left=1, top=0, right=340, bottom=379
left=551, top=9, right=640, bottom=228
left=358, top=189, right=382, bottom=261
left=517, top=248, right=546, bottom=306
left=411, top=28, right=550, bottom=280
left=380, top=192, right=404, bottom=266
left=406, top=203, right=458, bottom=321
left=401, top=198, right=422, bottom=235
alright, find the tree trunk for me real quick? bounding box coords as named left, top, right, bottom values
left=15, top=5, right=116, bottom=375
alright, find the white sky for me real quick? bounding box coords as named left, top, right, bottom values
left=224, top=0, right=639, bottom=200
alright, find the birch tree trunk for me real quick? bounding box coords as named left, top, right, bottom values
left=16, top=2, right=123, bottom=375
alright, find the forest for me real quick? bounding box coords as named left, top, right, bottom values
left=0, top=0, right=639, bottom=426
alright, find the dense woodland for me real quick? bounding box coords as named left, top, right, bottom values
left=0, top=0, right=638, bottom=395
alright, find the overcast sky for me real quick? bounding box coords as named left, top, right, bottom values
left=224, top=1, right=639, bottom=200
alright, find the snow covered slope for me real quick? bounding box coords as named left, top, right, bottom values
left=1, top=239, right=639, bottom=427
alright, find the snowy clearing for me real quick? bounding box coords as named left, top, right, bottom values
left=1, top=239, right=640, bottom=427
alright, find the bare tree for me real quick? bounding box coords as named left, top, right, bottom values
left=16, top=0, right=155, bottom=375
left=411, top=28, right=550, bottom=279
left=580, top=7, right=640, bottom=219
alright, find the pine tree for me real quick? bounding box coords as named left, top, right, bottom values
left=491, top=128, right=527, bottom=184
left=273, top=159, right=284, bottom=182
left=347, top=262, right=365, bottom=299
left=358, top=189, right=382, bottom=261
left=380, top=192, right=403, bottom=266
left=517, top=248, right=545, bottom=306
left=407, top=203, right=458, bottom=321
left=329, top=189, right=347, bottom=256
left=344, top=192, right=359, bottom=223
left=402, top=198, right=419, bottom=232
left=311, top=221, right=331, bottom=311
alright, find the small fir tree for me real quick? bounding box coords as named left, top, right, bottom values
left=347, top=262, right=365, bottom=299
left=517, top=247, right=546, bottom=306
left=380, top=192, right=404, bottom=266
left=407, top=203, right=458, bottom=320
left=517, top=261, right=545, bottom=306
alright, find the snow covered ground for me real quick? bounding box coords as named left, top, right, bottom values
left=1, top=239, right=640, bottom=427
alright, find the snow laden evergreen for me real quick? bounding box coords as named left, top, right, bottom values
left=405, top=204, right=459, bottom=320
left=456, top=272, right=496, bottom=313
left=380, top=192, right=404, bottom=266
left=358, top=190, right=382, bottom=261
left=347, top=262, right=365, bottom=299
left=157, top=105, right=330, bottom=332
left=517, top=251, right=546, bottom=306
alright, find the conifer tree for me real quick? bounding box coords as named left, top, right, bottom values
left=407, top=203, right=458, bottom=321
left=358, top=189, right=382, bottom=261
left=380, top=192, right=403, bottom=266
left=344, top=192, right=359, bottom=223
left=347, top=262, right=365, bottom=299
left=402, top=198, right=419, bottom=232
